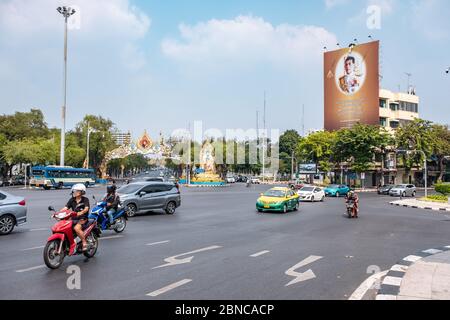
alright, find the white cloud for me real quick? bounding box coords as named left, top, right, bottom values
left=161, top=15, right=337, bottom=70
left=0, top=0, right=151, bottom=67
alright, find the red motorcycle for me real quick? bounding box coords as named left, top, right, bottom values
left=43, top=206, right=100, bottom=269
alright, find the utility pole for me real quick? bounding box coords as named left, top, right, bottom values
left=405, top=72, right=412, bottom=93
left=262, top=91, right=266, bottom=183
left=301, top=104, right=305, bottom=137
left=57, top=6, right=76, bottom=167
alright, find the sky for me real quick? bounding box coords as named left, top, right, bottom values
left=0, top=0, right=449, bottom=140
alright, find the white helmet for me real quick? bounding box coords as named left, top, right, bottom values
left=71, top=183, right=86, bottom=195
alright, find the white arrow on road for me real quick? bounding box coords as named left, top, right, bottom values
left=285, top=255, right=323, bottom=287
left=153, top=245, right=222, bottom=269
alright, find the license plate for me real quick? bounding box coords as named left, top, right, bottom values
left=264, top=205, right=270, bottom=208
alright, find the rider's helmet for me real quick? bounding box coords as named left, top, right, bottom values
left=71, top=183, right=86, bottom=196
left=107, top=185, right=117, bottom=194
left=347, top=190, right=354, bottom=198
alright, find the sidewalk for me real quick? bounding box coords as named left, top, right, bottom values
left=390, top=198, right=450, bottom=212
left=377, top=246, right=450, bottom=300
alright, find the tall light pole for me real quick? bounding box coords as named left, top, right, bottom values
left=86, top=123, right=95, bottom=169
left=57, top=6, right=76, bottom=167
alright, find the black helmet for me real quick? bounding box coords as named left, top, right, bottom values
left=107, top=185, right=117, bottom=194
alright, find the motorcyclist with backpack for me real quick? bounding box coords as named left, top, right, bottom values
left=103, top=185, right=120, bottom=226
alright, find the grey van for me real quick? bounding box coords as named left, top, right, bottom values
left=117, top=182, right=181, bottom=217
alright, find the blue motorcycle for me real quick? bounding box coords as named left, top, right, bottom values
left=89, top=200, right=128, bottom=234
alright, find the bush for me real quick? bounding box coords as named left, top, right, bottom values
left=435, top=183, right=450, bottom=196
left=424, top=194, right=448, bottom=203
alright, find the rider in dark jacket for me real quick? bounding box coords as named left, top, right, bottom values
left=103, top=185, right=120, bottom=225
left=345, top=191, right=359, bottom=218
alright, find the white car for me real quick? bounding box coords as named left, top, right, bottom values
left=297, top=186, right=325, bottom=202
left=226, top=177, right=236, bottom=183
left=250, top=177, right=261, bottom=184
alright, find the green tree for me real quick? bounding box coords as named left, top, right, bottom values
left=297, top=130, right=336, bottom=174
left=334, top=124, right=391, bottom=173
left=0, top=109, right=49, bottom=141
left=74, top=115, right=118, bottom=173
left=431, top=124, right=450, bottom=182
left=395, top=119, right=434, bottom=170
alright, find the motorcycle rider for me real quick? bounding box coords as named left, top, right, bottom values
left=62, top=184, right=90, bottom=251
left=103, top=185, right=120, bottom=226
left=345, top=190, right=359, bottom=218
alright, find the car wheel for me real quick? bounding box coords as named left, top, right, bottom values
left=43, top=186, right=51, bottom=190
left=412, top=191, right=416, bottom=197
left=126, top=204, right=137, bottom=217
left=0, top=215, right=15, bottom=235
left=257, top=209, right=263, bottom=213
left=311, top=196, right=315, bottom=202
left=294, top=202, right=299, bottom=211
left=165, top=201, right=177, bottom=215
left=402, top=192, right=406, bottom=197
left=321, top=196, right=325, bottom=202
left=283, top=204, right=288, bottom=214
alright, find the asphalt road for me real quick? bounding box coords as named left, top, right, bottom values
left=1, top=184, right=449, bottom=300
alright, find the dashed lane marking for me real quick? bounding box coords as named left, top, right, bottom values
left=21, top=245, right=45, bottom=251
left=146, top=279, right=192, bottom=297
left=16, top=265, right=46, bottom=273
left=146, top=240, right=170, bottom=246
left=250, top=250, right=270, bottom=257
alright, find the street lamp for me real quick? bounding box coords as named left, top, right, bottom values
left=57, top=6, right=76, bottom=167
left=397, top=149, right=428, bottom=198
left=86, top=123, right=96, bottom=169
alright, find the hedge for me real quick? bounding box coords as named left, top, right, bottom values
left=435, top=183, right=450, bottom=196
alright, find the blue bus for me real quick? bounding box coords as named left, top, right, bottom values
left=30, top=166, right=96, bottom=190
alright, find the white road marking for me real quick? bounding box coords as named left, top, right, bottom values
left=349, top=270, right=388, bottom=300
left=16, top=265, right=46, bottom=273
left=153, top=246, right=222, bottom=269
left=382, top=276, right=403, bottom=286
left=100, top=235, right=124, bottom=240
left=146, top=279, right=192, bottom=297
left=403, top=255, right=422, bottom=262
left=29, top=228, right=47, bottom=232
left=21, top=245, right=45, bottom=251
left=376, top=294, right=397, bottom=300
left=146, top=240, right=170, bottom=246
left=391, top=264, right=409, bottom=273
left=285, top=255, right=323, bottom=287
left=250, top=250, right=270, bottom=258
left=423, top=249, right=443, bottom=255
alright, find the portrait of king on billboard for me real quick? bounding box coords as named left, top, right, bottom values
left=324, top=41, right=379, bottom=131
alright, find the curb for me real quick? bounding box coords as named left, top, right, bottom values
left=182, top=184, right=230, bottom=188
left=389, top=201, right=450, bottom=212
left=376, top=245, right=450, bottom=300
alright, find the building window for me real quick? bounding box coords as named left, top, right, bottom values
left=379, top=99, right=387, bottom=109
left=390, top=103, right=398, bottom=111
left=399, top=101, right=418, bottom=113
left=380, top=117, right=387, bottom=127
left=390, top=121, right=399, bottom=129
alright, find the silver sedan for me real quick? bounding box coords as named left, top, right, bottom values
left=389, top=184, right=417, bottom=197
left=0, top=190, right=27, bottom=235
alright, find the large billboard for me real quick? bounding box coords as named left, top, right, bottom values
left=324, top=41, right=379, bottom=131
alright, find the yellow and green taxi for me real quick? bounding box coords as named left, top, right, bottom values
left=256, top=187, right=300, bottom=213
